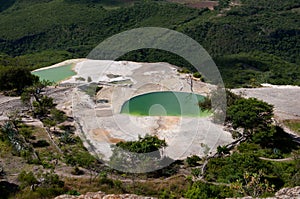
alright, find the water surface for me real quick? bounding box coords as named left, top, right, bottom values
left=121, top=91, right=210, bottom=117
left=32, top=64, right=76, bottom=83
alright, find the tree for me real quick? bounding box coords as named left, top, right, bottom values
left=186, top=155, right=201, bottom=167
left=201, top=89, right=242, bottom=124
left=227, top=98, right=274, bottom=136
left=116, top=134, right=167, bottom=154
left=19, top=125, right=34, bottom=141
left=39, top=172, right=64, bottom=189
left=42, top=109, right=67, bottom=132
left=0, top=66, right=38, bottom=94
left=29, top=95, right=55, bottom=118
left=217, top=145, right=230, bottom=156
left=50, top=109, right=67, bottom=124
left=21, top=80, right=52, bottom=112
left=7, top=110, right=22, bottom=131
left=42, top=118, right=56, bottom=132
left=217, top=0, right=230, bottom=10
left=1, top=111, right=39, bottom=161
left=109, top=134, right=167, bottom=173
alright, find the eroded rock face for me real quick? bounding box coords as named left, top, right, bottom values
left=55, top=187, right=300, bottom=199
left=275, top=186, right=300, bottom=199
left=54, top=191, right=157, bottom=199
left=226, top=186, right=300, bottom=199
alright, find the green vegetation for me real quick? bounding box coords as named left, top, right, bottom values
left=115, top=134, right=167, bottom=153
left=0, top=79, right=101, bottom=198
left=185, top=181, right=234, bottom=199
left=0, top=51, right=73, bottom=70
left=227, top=98, right=274, bottom=135
left=0, top=0, right=299, bottom=198
left=0, top=0, right=298, bottom=87
left=17, top=171, right=65, bottom=198
left=109, top=134, right=167, bottom=173
left=1, top=91, right=299, bottom=199
left=0, top=66, right=38, bottom=95
left=197, top=96, right=211, bottom=111
left=21, top=80, right=55, bottom=118
left=186, top=155, right=201, bottom=167
left=198, top=95, right=300, bottom=198
left=215, top=52, right=300, bottom=88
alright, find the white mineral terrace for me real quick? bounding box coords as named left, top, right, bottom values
left=58, top=59, right=234, bottom=161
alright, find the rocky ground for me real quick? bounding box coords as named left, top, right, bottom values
left=232, top=85, right=300, bottom=121
left=54, top=186, right=300, bottom=199
left=54, top=191, right=156, bottom=199
left=1, top=59, right=300, bottom=198
left=2, top=60, right=300, bottom=167
left=64, top=60, right=233, bottom=163
left=232, top=84, right=300, bottom=138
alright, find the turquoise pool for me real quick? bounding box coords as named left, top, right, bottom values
left=32, top=64, right=76, bottom=83
left=121, top=91, right=210, bottom=117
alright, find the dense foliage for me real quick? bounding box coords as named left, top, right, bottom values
left=0, top=1, right=299, bottom=198
left=227, top=98, right=274, bottom=134
left=200, top=96, right=300, bottom=197
left=115, top=134, right=167, bottom=154
left=185, top=181, right=234, bottom=199
left=0, top=0, right=299, bottom=87
left=109, top=134, right=168, bottom=173
left=0, top=66, right=38, bottom=94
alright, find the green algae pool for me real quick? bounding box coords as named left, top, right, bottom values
left=32, top=64, right=76, bottom=83
left=121, top=91, right=211, bottom=117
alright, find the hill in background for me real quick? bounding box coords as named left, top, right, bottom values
left=0, top=0, right=299, bottom=88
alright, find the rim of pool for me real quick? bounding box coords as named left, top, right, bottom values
left=31, top=64, right=76, bottom=83
left=120, top=91, right=211, bottom=117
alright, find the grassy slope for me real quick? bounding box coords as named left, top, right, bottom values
left=0, top=0, right=299, bottom=87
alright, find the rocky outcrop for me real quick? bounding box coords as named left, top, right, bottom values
left=54, top=191, right=156, bottom=199
left=275, top=186, right=300, bottom=199
left=226, top=186, right=300, bottom=199
left=55, top=187, right=300, bottom=199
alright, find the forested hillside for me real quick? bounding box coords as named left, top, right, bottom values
left=0, top=0, right=299, bottom=87
left=0, top=2, right=300, bottom=198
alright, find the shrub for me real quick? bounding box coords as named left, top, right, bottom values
left=198, top=97, right=211, bottom=111
left=193, top=72, right=202, bottom=78
left=185, top=181, right=234, bottom=199
left=33, top=140, right=50, bottom=148
left=191, top=168, right=201, bottom=177
left=186, top=155, right=201, bottom=167
left=0, top=67, right=38, bottom=94
left=87, top=76, right=92, bottom=82
left=66, top=190, right=81, bottom=196
left=18, top=171, right=38, bottom=189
